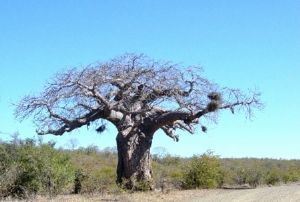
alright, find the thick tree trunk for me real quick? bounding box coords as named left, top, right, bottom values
left=116, top=128, right=154, bottom=190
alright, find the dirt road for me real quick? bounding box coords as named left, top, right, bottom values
left=182, top=184, right=300, bottom=202
left=91, top=183, right=300, bottom=202
left=3, top=183, right=300, bottom=202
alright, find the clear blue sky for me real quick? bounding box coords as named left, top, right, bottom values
left=0, top=0, right=299, bottom=159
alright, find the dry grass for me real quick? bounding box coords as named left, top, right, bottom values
left=2, top=183, right=300, bottom=202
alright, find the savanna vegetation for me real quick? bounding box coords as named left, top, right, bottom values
left=1, top=135, right=299, bottom=200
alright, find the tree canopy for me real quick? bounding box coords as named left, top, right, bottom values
left=16, top=53, right=261, bottom=140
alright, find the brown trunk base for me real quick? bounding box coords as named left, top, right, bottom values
left=116, top=130, right=154, bottom=191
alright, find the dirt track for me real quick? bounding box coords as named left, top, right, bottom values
left=3, top=183, right=300, bottom=202
left=182, top=184, right=300, bottom=202
left=87, top=183, right=300, bottom=202
left=132, top=183, right=300, bottom=202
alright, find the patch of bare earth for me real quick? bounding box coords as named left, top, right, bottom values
left=2, top=183, right=300, bottom=202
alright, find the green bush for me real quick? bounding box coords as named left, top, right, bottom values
left=0, top=139, right=75, bottom=198
left=282, top=167, right=300, bottom=183
left=79, top=166, right=117, bottom=193
left=0, top=144, right=11, bottom=173
left=230, top=167, right=263, bottom=187
left=35, top=144, right=75, bottom=195
left=265, top=168, right=281, bottom=185
left=183, top=151, right=224, bottom=189
left=152, top=155, right=187, bottom=190
left=244, top=169, right=262, bottom=187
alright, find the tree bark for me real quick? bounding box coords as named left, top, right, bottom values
left=116, top=127, right=154, bottom=190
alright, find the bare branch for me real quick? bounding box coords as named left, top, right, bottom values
left=161, top=126, right=179, bottom=142
left=15, top=53, right=262, bottom=137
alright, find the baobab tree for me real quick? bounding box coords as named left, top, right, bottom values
left=15, top=54, right=261, bottom=190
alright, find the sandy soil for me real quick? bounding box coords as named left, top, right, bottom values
left=2, top=183, right=300, bottom=202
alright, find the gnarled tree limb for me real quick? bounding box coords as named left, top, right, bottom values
left=15, top=53, right=262, bottom=136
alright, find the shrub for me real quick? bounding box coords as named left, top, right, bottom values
left=265, top=168, right=281, bottom=185
left=183, top=151, right=224, bottom=189
left=244, top=169, right=262, bottom=187
left=231, top=167, right=263, bottom=187
left=0, top=144, right=10, bottom=173
left=35, top=144, right=75, bottom=195
left=282, top=167, right=300, bottom=183
left=0, top=140, right=75, bottom=198
left=79, top=166, right=117, bottom=193
left=73, top=169, right=85, bottom=194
